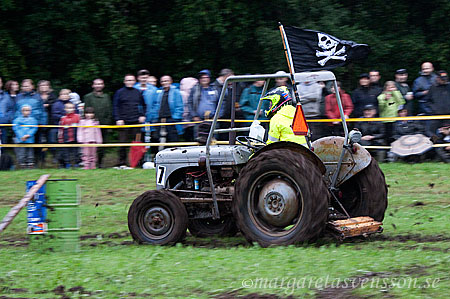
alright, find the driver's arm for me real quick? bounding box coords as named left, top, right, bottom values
left=267, top=121, right=280, bottom=144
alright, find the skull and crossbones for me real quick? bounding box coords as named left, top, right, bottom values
left=316, top=33, right=347, bottom=66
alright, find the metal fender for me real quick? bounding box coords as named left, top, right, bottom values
left=251, top=141, right=326, bottom=175
left=311, top=136, right=371, bottom=186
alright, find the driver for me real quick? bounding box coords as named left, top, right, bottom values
left=260, top=86, right=307, bottom=146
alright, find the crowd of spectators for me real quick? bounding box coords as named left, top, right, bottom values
left=0, top=62, right=449, bottom=170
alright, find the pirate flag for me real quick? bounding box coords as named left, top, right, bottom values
left=282, top=26, right=370, bottom=72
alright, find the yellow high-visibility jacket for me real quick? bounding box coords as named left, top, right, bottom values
left=267, top=105, right=307, bottom=146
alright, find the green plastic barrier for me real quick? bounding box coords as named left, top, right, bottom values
left=29, top=179, right=80, bottom=252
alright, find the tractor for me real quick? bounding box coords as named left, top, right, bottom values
left=127, top=71, right=388, bottom=247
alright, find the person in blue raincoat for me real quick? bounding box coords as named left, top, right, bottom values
left=149, top=75, right=184, bottom=143
left=13, top=105, right=38, bottom=168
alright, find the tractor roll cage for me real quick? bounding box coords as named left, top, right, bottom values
left=205, top=71, right=350, bottom=219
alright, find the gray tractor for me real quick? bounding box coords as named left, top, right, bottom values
left=128, top=71, right=388, bottom=247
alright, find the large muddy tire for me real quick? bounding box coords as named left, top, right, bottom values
left=188, top=216, right=238, bottom=238
left=233, top=149, right=329, bottom=247
left=338, top=158, right=388, bottom=221
left=128, top=190, right=188, bottom=245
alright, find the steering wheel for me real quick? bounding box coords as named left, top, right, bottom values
left=235, top=136, right=267, bottom=150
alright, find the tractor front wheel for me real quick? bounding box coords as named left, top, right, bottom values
left=128, top=190, right=188, bottom=245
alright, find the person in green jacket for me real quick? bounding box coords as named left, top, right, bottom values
left=239, top=80, right=270, bottom=121
left=377, top=81, right=405, bottom=144
left=260, top=86, right=307, bottom=146
left=82, top=78, right=113, bottom=167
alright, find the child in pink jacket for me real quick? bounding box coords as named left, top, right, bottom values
left=77, top=107, right=102, bottom=169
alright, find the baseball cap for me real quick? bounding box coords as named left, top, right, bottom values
left=395, top=69, right=408, bottom=74
left=137, top=69, right=150, bottom=76
left=218, top=68, right=233, bottom=76
left=359, top=73, right=370, bottom=79
left=363, top=104, right=376, bottom=111
left=198, top=69, right=211, bottom=78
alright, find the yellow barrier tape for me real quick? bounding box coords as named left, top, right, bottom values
left=0, top=115, right=449, bottom=128
left=0, top=141, right=230, bottom=147
left=0, top=142, right=448, bottom=149
left=0, top=120, right=204, bottom=128
left=308, top=115, right=450, bottom=123
left=360, top=143, right=450, bottom=149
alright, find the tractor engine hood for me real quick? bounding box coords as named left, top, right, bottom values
left=155, top=145, right=252, bottom=166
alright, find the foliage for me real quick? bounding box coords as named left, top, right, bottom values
left=0, top=0, right=449, bottom=94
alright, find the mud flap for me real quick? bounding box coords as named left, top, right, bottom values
left=327, top=216, right=383, bottom=239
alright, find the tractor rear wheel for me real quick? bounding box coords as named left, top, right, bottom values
left=337, top=158, right=388, bottom=221
left=128, top=190, right=188, bottom=245
left=233, top=149, right=329, bottom=247
left=188, top=216, right=238, bottom=238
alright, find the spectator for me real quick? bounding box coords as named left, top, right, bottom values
left=150, top=75, right=184, bottom=145
left=50, top=89, right=73, bottom=150
left=4, top=80, right=19, bottom=102
left=141, top=77, right=157, bottom=139
left=113, top=74, right=146, bottom=166
left=37, top=80, right=58, bottom=165
left=0, top=76, right=4, bottom=142
left=147, top=76, right=158, bottom=87
left=297, top=80, right=324, bottom=140
left=369, top=69, right=383, bottom=111
left=433, top=121, right=450, bottom=163
left=213, top=68, right=241, bottom=141
left=357, top=104, right=385, bottom=161
left=15, top=79, right=47, bottom=126
left=77, top=107, right=102, bottom=169
left=428, top=70, right=450, bottom=138
left=83, top=78, right=113, bottom=167
left=16, top=79, right=47, bottom=167
left=0, top=77, right=16, bottom=144
left=392, top=105, right=423, bottom=140
left=58, top=102, right=80, bottom=168
left=51, top=89, right=73, bottom=164
left=188, top=70, right=220, bottom=142
left=13, top=105, right=37, bottom=169
left=37, top=80, right=57, bottom=120
left=134, top=69, right=151, bottom=91
left=239, top=80, right=269, bottom=127
left=180, top=77, right=198, bottom=141
left=369, top=69, right=383, bottom=91
left=274, top=71, right=291, bottom=88
left=387, top=105, right=428, bottom=163
left=394, top=69, right=414, bottom=115
left=69, top=92, right=82, bottom=114
left=212, top=68, right=234, bottom=118
left=2, top=80, right=19, bottom=145
left=180, top=77, right=198, bottom=109
left=188, top=69, right=220, bottom=121
left=51, top=89, right=72, bottom=126
left=351, top=73, right=380, bottom=117
left=378, top=81, right=405, bottom=143
left=325, top=81, right=353, bottom=136
left=413, top=62, right=437, bottom=115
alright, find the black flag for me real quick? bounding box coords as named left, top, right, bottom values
left=283, top=26, right=370, bottom=72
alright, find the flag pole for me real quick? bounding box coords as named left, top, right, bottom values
left=278, top=23, right=296, bottom=77
left=278, top=22, right=312, bottom=143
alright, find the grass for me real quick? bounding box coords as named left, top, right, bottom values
left=0, top=163, right=449, bottom=298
